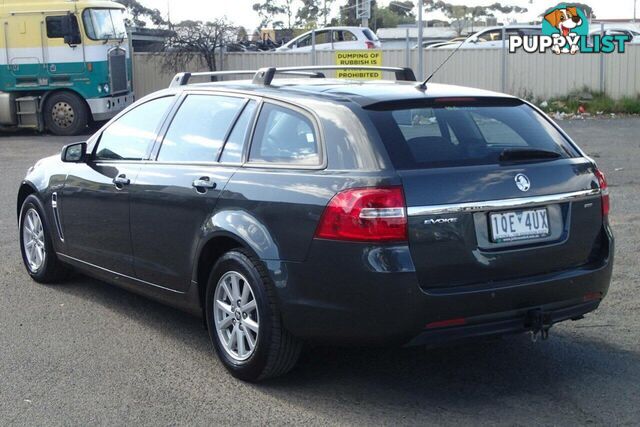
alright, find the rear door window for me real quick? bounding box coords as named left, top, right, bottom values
left=220, top=100, right=257, bottom=163
left=368, top=100, right=578, bottom=169
left=157, top=94, right=245, bottom=162
left=248, top=103, right=320, bottom=166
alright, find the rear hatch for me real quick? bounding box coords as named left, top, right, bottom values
left=367, top=97, right=605, bottom=291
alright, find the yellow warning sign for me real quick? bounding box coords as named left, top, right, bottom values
left=335, top=50, right=383, bottom=79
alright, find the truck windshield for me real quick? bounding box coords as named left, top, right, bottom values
left=83, top=8, right=127, bottom=40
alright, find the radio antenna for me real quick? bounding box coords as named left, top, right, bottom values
left=416, top=34, right=472, bottom=91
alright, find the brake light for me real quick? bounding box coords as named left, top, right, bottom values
left=425, top=318, right=467, bottom=329
left=315, top=186, right=407, bottom=242
left=365, top=41, right=375, bottom=49
left=594, top=169, right=610, bottom=216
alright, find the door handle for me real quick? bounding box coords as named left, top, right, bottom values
left=192, top=177, right=217, bottom=190
left=113, top=174, right=130, bottom=186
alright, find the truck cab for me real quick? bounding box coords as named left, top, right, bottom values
left=0, top=0, right=134, bottom=135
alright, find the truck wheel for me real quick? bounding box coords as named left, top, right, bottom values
left=44, top=92, right=89, bottom=136
left=206, top=249, right=302, bottom=381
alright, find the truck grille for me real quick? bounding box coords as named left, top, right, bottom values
left=108, top=48, right=128, bottom=94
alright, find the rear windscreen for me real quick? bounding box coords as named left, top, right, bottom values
left=367, top=100, right=579, bottom=169
left=363, top=28, right=378, bottom=41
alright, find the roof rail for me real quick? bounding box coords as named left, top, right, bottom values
left=169, top=69, right=326, bottom=88
left=168, top=66, right=416, bottom=88
left=252, top=66, right=416, bottom=86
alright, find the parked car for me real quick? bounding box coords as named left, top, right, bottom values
left=588, top=27, right=640, bottom=44
left=17, top=66, right=613, bottom=381
left=412, top=39, right=450, bottom=49
left=427, top=25, right=542, bottom=49
left=276, top=26, right=381, bottom=51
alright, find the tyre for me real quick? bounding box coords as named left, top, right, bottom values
left=43, top=91, right=89, bottom=136
left=19, top=195, right=69, bottom=283
left=206, top=249, right=302, bottom=381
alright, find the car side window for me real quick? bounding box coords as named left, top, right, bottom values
left=220, top=100, right=257, bottom=163
left=333, top=30, right=357, bottom=42
left=249, top=103, right=320, bottom=166
left=157, top=95, right=246, bottom=162
left=94, top=96, right=174, bottom=161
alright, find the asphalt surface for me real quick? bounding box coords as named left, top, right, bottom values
left=1, top=118, right=639, bottom=426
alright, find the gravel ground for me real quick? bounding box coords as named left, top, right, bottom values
left=0, top=118, right=638, bottom=426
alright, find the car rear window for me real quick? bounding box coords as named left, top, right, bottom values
left=362, top=28, right=378, bottom=41
left=367, top=99, right=579, bottom=169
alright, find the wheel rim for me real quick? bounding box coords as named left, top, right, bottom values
left=22, top=208, right=46, bottom=272
left=214, top=271, right=259, bottom=361
left=51, top=101, right=75, bottom=129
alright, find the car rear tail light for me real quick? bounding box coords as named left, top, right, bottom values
left=365, top=41, right=375, bottom=49
left=594, top=169, right=610, bottom=217
left=425, top=318, right=467, bottom=329
left=315, top=186, right=407, bottom=242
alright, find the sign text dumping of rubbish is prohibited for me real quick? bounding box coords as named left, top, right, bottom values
left=335, top=51, right=383, bottom=79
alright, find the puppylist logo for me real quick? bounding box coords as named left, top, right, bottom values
left=509, top=3, right=630, bottom=54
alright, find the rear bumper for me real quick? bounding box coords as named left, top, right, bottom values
left=272, top=224, right=613, bottom=346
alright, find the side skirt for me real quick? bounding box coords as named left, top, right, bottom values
left=57, top=253, right=202, bottom=317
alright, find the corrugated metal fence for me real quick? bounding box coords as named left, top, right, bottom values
left=133, top=46, right=640, bottom=100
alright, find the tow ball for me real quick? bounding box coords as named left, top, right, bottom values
left=525, top=309, right=553, bottom=342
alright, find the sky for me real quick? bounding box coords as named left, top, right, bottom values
left=137, top=0, right=639, bottom=30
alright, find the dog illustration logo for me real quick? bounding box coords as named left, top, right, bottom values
left=510, top=3, right=629, bottom=55
left=542, top=4, right=588, bottom=54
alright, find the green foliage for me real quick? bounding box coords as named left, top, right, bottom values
left=424, top=1, right=527, bottom=34
left=297, top=0, right=335, bottom=27
left=114, top=0, right=165, bottom=27
left=539, top=89, right=640, bottom=115
left=254, top=0, right=302, bottom=29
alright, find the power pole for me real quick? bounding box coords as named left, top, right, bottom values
left=417, top=0, right=424, bottom=78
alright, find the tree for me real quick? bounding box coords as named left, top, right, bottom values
left=253, top=0, right=286, bottom=28
left=163, top=19, right=236, bottom=75
left=114, top=0, right=165, bottom=27
left=388, top=1, right=415, bottom=17
left=237, top=26, right=249, bottom=42
left=297, top=0, right=335, bottom=27
left=339, top=0, right=377, bottom=27
left=374, top=1, right=415, bottom=29
left=540, top=3, right=595, bottom=19
left=425, top=1, right=528, bottom=35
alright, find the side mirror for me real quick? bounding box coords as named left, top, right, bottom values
left=61, top=13, right=81, bottom=45
left=61, top=142, right=87, bottom=163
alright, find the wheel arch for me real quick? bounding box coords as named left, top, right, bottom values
left=195, top=231, right=267, bottom=312
left=17, top=181, right=38, bottom=220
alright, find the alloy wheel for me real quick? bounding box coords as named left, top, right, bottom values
left=214, top=271, right=260, bottom=361
left=22, top=208, right=46, bottom=272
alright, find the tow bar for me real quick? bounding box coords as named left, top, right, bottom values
left=525, top=309, right=553, bottom=342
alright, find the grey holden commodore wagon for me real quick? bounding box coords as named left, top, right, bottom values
left=17, top=66, right=613, bottom=381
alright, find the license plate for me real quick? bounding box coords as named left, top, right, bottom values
left=490, top=208, right=550, bottom=243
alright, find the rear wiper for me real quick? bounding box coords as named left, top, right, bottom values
left=499, top=148, right=561, bottom=162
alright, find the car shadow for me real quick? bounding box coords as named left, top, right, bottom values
left=53, top=273, right=640, bottom=423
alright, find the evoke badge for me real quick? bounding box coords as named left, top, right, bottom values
left=424, top=217, right=458, bottom=225
left=515, top=173, right=531, bottom=192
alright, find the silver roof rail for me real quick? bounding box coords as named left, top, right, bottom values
left=169, top=69, right=326, bottom=88
left=169, top=66, right=416, bottom=88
